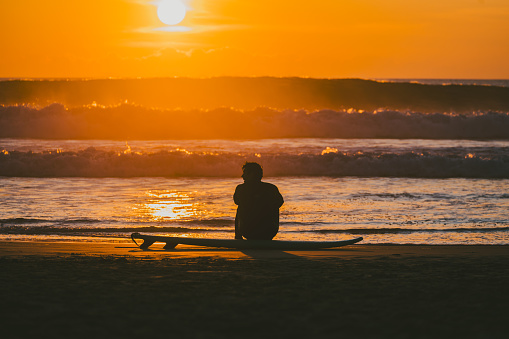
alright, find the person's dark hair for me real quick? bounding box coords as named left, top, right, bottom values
left=242, top=162, right=263, bottom=181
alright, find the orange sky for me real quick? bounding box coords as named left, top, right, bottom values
left=0, top=0, right=508, bottom=79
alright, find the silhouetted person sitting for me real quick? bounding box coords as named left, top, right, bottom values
left=234, top=162, right=284, bottom=240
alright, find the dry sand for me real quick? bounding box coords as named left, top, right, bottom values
left=1, top=241, right=508, bottom=339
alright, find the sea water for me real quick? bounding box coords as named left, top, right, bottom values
left=1, top=78, right=508, bottom=244
left=1, top=138, right=508, bottom=245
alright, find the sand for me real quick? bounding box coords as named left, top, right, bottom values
left=1, top=241, right=508, bottom=339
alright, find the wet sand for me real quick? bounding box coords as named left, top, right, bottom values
left=1, top=241, right=508, bottom=338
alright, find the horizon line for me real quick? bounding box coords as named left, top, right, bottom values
left=1, top=76, right=508, bottom=81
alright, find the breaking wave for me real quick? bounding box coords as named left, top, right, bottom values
left=1, top=148, right=508, bottom=178
left=1, top=104, right=509, bottom=140
left=2, top=78, right=509, bottom=112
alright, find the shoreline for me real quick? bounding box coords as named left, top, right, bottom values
left=2, top=241, right=508, bottom=338
left=1, top=240, right=508, bottom=258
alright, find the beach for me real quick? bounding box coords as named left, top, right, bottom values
left=2, top=241, right=508, bottom=339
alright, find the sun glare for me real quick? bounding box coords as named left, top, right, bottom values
left=157, top=0, right=187, bottom=26
left=140, top=190, right=199, bottom=222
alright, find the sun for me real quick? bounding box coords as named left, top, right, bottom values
left=157, top=0, right=187, bottom=26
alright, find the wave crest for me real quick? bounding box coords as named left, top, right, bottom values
left=1, top=148, right=508, bottom=178
left=2, top=78, right=509, bottom=112
left=1, top=105, right=508, bottom=139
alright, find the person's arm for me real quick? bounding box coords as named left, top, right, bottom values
left=234, top=186, right=243, bottom=239
left=233, top=185, right=242, bottom=205
left=234, top=210, right=243, bottom=240
left=273, top=186, right=284, bottom=208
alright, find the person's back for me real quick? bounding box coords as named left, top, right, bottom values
left=234, top=162, right=284, bottom=240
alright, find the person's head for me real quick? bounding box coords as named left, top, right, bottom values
left=242, top=162, right=263, bottom=182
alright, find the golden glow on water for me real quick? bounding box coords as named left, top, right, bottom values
left=1, top=176, right=508, bottom=244
left=147, top=201, right=192, bottom=220
left=137, top=190, right=202, bottom=221
left=321, top=147, right=338, bottom=155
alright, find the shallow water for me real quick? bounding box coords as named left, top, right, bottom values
left=1, top=176, right=508, bottom=244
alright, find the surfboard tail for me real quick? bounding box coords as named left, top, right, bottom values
left=131, top=232, right=141, bottom=247
left=131, top=232, right=178, bottom=250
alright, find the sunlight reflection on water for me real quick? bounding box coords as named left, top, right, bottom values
left=1, top=177, right=507, bottom=244
left=138, top=190, right=197, bottom=221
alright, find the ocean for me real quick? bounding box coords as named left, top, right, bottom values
left=1, top=78, right=508, bottom=245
